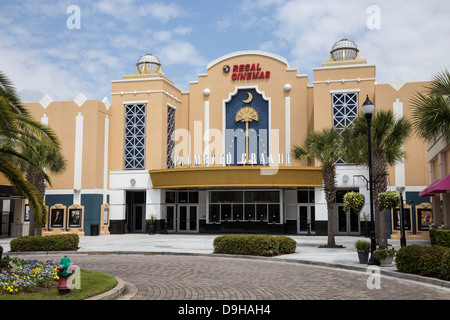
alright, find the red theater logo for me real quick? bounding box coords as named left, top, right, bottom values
left=224, top=63, right=270, bottom=81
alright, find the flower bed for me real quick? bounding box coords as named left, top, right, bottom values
left=0, top=256, right=59, bottom=295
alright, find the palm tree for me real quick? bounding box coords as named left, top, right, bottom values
left=0, top=71, right=62, bottom=233
left=341, top=110, right=412, bottom=244
left=411, top=69, right=450, bottom=145
left=292, top=127, right=342, bottom=246
left=18, top=140, right=66, bottom=235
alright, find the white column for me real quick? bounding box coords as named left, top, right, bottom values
left=103, top=115, right=109, bottom=203
left=393, top=98, right=405, bottom=187
left=285, top=96, right=291, bottom=158
left=74, top=112, right=84, bottom=204
left=41, top=113, right=48, bottom=126
left=204, top=100, right=209, bottom=165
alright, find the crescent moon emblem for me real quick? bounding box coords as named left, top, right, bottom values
left=243, top=92, right=253, bottom=103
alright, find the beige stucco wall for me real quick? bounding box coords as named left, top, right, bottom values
left=312, top=65, right=376, bottom=132
left=375, top=82, right=430, bottom=187
left=109, top=77, right=182, bottom=171
left=25, top=99, right=110, bottom=190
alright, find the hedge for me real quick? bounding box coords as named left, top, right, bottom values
left=213, top=234, right=297, bottom=257
left=439, top=249, right=450, bottom=280
left=396, top=245, right=450, bottom=280
left=429, top=229, right=450, bottom=247
left=395, top=245, right=426, bottom=274
left=419, top=245, right=447, bottom=277
left=10, top=234, right=79, bottom=252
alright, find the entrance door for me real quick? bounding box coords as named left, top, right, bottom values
left=298, top=205, right=315, bottom=234
left=131, top=204, right=146, bottom=233
left=166, top=205, right=198, bottom=233
left=335, top=205, right=359, bottom=234
left=178, top=205, right=198, bottom=233
left=166, top=205, right=176, bottom=233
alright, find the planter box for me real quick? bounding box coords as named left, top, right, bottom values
left=379, top=255, right=394, bottom=267
left=357, top=251, right=369, bottom=264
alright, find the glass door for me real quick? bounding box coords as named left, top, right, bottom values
left=131, top=204, right=146, bottom=233
left=177, top=205, right=198, bottom=233
left=166, top=205, right=176, bottom=233
left=298, top=205, right=315, bottom=234
left=335, top=205, right=359, bottom=235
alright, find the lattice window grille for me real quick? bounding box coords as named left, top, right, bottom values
left=124, top=103, right=146, bottom=169
left=166, top=106, right=176, bottom=168
left=332, top=92, right=358, bottom=133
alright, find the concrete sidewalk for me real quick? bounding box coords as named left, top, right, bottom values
left=0, top=233, right=430, bottom=268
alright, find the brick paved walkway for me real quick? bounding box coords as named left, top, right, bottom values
left=20, top=253, right=450, bottom=301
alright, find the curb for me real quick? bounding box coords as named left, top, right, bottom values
left=85, top=277, right=128, bottom=300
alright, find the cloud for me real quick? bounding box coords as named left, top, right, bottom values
left=157, top=40, right=207, bottom=67
left=93, top=0, right=186, bottom=23
left=262, top=0, right=450, bottom=82
left=139, top=2, right=186, bottom=23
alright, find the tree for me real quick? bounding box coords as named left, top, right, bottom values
left=411, top=69, right=450, bottom=145
left=292, top=127, right=342, bottom=246
left=0, top=71, right=63, bottom=234
left=18, top=140, right=66, bottom=235
left=341, top=110, right=412, bottom=245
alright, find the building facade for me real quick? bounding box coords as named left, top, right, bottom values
left=1, top=39, right=448, bottom=238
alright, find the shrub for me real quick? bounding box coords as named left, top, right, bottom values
left=395, top=245, right=426, bottom=274
left=419, top=245, right=447, bottom=277
left=434, top=230, right=450, bottom=247
left=274, top=236, right=297, bottom=254
left=438, top=248, right=450, bottom=281
left=354, top=240, right=371, bottom=252
left=373, top=248, right=395, bottom=260
left=0, top=245, right=2, bottom=260
left=213, top=234, right=296, bottom=257
left=429, top=229, right=437, bottom=246
left=10, top=234, right=79, bottom=252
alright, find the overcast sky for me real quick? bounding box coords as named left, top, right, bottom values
left=1, top=0, right=449, bottom=102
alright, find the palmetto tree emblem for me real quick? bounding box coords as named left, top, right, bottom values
left=235, top=106, right=259, bottom=164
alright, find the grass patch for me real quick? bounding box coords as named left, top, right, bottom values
left=0, top=269, right=117, bottom=300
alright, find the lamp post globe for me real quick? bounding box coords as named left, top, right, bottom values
left=362, top=95, right=375, bottom=117
left=362, top=95, right=378, bottom=265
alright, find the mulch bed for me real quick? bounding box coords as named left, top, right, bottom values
left=318, top=244, right=346, bottom=248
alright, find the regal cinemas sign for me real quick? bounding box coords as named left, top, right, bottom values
left=223, top=63, right=270, bottom=81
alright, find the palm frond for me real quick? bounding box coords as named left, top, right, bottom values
left=410, top=88, right=450, bottom=144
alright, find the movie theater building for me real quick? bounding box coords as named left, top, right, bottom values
left=2, top=39, right=446, bottom=238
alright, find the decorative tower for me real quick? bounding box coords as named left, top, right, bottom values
left=322, top=39, right=367, bottom=67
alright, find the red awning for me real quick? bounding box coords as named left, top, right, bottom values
left=420, top=174, right=450, bottom=197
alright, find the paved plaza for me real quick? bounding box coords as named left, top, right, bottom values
left=1, top=234, right=449, bottom=302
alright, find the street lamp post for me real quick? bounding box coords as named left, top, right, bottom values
left=396, top=186, right=407, bottom=247
left=362, top=95, right=378, bottom=265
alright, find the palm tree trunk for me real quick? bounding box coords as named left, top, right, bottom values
left=323, top=165, right=336, bottom=246
left=373, top=151, right=388, bottom=245
left=26, top=169, right=46, bottom=236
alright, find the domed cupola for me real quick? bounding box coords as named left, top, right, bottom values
left=322, top=39, right=367, bottom=67
left=136, top=53, right=162, bottom=74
